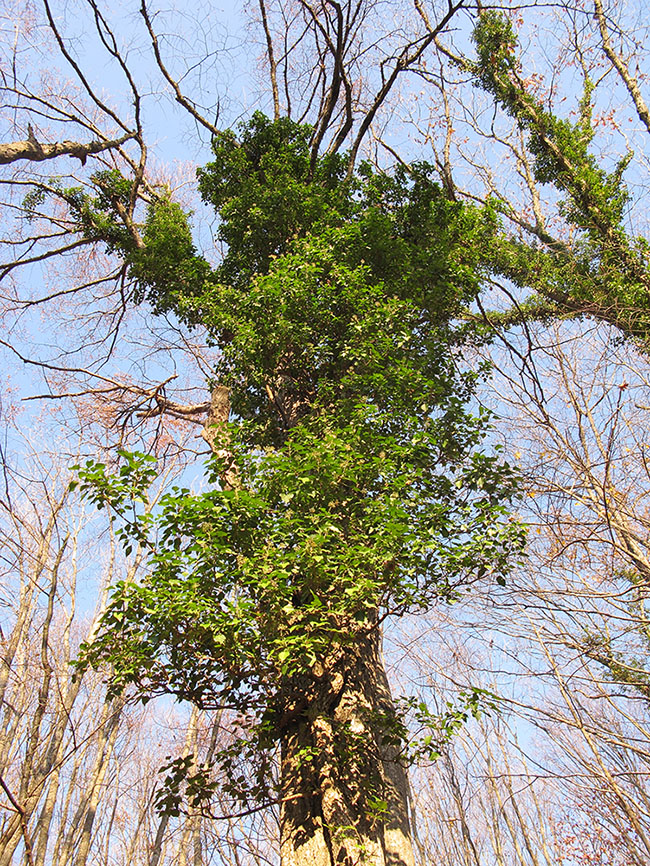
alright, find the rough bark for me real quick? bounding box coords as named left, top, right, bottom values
left=0, top=128, right=133, bottom=165
left=279, top=627, right=416, bottom=866
left=201, top=386, right=239, bottom=490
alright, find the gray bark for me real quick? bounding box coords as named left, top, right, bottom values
left=0, top=129, right=133, bottom=165
left=279, top=627, right=416, bottom=866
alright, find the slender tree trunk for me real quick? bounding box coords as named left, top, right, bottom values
left=279, top=627, right=416, bottom=866
left=72, top=698, right=123, bottom=866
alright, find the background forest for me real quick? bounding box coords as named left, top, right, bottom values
left=1, top=0, right=650, bottom=863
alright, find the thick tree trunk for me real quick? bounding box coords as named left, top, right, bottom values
left=202, top=386, right=416, bottom=863
left=279, top=628, right=416, bottom=866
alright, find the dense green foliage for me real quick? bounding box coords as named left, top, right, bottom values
left=77, top=113, right=523, bottom=806
left=471, top=13, right=650, bottom=341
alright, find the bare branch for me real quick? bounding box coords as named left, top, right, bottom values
left=258, top=0, right=281, bottom=120
left=0, top=775, right=36, bottom=866
left=139, top=0, right=220, bottom=139
left=0, top=129, right=134, bottom=166
left=594, top=0, right=650, bottom=136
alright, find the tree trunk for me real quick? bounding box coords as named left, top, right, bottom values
left=279, top=627, right=416, bottom=866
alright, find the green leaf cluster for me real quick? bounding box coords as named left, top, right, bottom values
left=404, top=687, right=498, bottom=762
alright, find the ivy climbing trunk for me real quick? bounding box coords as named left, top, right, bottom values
left=202, top=384, right=417, bottom=864
left=279, top=625, right=416, bottom=866
left=76, top=114, right=521, bottom=866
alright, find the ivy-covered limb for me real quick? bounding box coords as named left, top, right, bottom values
left=471, top=12, right=650, bottom=342
left=65, top=169, right=144, bottom=255
left=76, top=114, right=523, bottom=859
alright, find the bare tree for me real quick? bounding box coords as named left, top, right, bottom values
left=0, top=421, right=286, bottom=866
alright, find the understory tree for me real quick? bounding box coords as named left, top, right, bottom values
left=0, top=430, right=280, bottom=866
left=73, top=114, right=522, bottom=864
